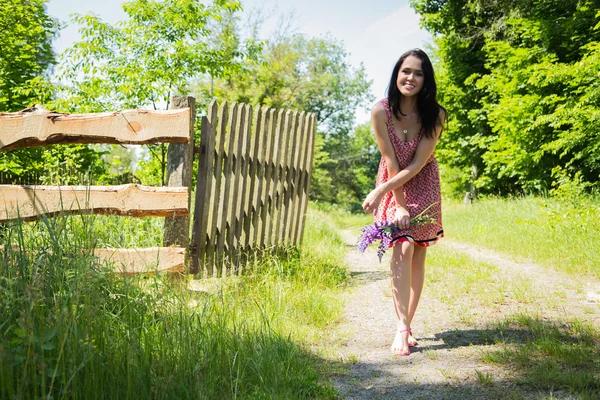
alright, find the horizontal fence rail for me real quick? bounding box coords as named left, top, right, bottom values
left=0, top=184, right=188, bottom=222
left=0, top=106, right=191, bottom=151
left=191, top=100, right=316, bottom=276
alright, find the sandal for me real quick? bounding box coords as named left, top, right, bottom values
left=408, top=329, right=418, bottom=347
left=391, top=327, right=411, bottom=356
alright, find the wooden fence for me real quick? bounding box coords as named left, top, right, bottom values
left=191, top=100, right=316, bottom=276
left=0, top=97, right=196, bottom=274
left=0, top=97, right=317, bottom=276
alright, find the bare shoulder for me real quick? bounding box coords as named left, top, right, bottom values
left=437, top=107, right=447, bottom=124
left=371, top=101, right=386, bottom=120
left=431, top=107, right=447, bottom=140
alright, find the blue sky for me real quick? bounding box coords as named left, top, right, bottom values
left=47, top=0, right=432, bottom=124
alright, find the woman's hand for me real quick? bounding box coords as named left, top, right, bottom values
left=362, top=188, right=384, bottom=214
left=394, top=206, right=410, bottom=230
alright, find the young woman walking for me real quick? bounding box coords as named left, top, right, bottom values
left=362, top=48, right=446, bottom=356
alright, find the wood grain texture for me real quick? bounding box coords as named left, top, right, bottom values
left=94, top=247, right=185, bottom=274
left=206, top=102, right=229, bottom=276
left=191, top=101, right=217, bottom=275
left=246, top=105, right=265, bottom=249
left=0, top=184, right=188, bottom=221
left=297, top=114, right=317, bottom=246
left=281, top=111, right=300, bottom=244
left=0, top=108, right=191, bottom=151
left=163, top=96, right=195, bottom=252
left=217, top=103, right=239, bottom=271
left=290, top=112, right=308, bottom=245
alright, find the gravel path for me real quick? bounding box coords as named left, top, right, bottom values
left=321, top=230, right=600, bottom=400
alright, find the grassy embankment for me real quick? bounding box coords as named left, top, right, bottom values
left=347, top=195, right=600, bottom=398
left=0, top=205, right=348, bottom=400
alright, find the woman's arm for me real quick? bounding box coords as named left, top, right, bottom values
left=371, top=103, right=407, bottom=209
left=363, top=109, right=444, bottom=215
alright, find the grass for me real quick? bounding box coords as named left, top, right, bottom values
left=0, top=204, right=348, bottom=399
left=482, top=315, right=600, bottom=399
left=443, top=196, right=600, bottom=277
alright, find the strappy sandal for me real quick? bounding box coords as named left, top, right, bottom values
left=392, top=327, right=411, bottom=356
left=408, top=329, right=418, bottom=347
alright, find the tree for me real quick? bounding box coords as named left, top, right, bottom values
left=0, top=0, right=102, bottom=185
left=411, top=0, right=600, bottom=195
left=0, top=0, right=57, bottom=111
left=55, top=0, right=260, bottom=185
left=200, top=31, right=375, bottom=208
left=206, top=34, right=372, bottom=138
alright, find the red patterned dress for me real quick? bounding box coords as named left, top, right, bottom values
left=374, top=99, right=444, bottom=247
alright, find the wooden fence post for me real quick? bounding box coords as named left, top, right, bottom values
left=163, top=96, right=195, bottom=268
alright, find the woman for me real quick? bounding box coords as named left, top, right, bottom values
left=362, top=48, right=445, bottom=356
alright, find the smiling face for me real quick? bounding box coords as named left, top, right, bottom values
left=396, top=55, right=424, bottom=97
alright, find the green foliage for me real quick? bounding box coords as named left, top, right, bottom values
left=52, top=0, right=260, bottom=185
left=412, top=0, right=600, bottom=196
left=0, top=0, right=57, bottom=111
left=57, top=0, right=258, bottom=112
left=316, top=122, right=380, bottom=211
left=202, top=32, right=375, bottom=208
left=206, top=33, right=372, bottom=138
left=0, top=204, right=345, bottom=399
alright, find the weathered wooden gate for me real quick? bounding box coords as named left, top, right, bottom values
left=191, top=100, right=316, bottom=276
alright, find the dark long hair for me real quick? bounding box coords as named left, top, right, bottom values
left=386, top=49, right=446, bottom=139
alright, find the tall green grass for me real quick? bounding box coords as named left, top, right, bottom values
left=443, top=196, right=600, bottom=277
left=0, top=205, right=347, bottom=399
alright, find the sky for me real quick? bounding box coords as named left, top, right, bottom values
left=46, top=0, right=432, bottom=125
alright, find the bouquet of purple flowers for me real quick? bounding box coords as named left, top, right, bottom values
left=357, top=221, right=401, bottom=261
left=357, top=204, right=438, bottom=262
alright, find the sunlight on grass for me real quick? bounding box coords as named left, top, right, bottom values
left=482, top=315, right=600, bottom=398
left=426, top=248, right=505, bottom=308
left=0, top=204, right=346, bottom=399
left=443, top=196, right=600, bottom=277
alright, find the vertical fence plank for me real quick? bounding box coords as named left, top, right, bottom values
left=234, top=104, right=252, bottom=270
left=191, top=100, right=217, bottom=275
left=290, top=112, right=309, bottom=245
left=264, top=109, right=284, bottom=247
left=163, top=96, right=195, bottom=268
left=297, top=113, right=317, bottom=246
left=226, top=104, right=246, bottom=273
left=281, top=111, right=300, bottom=244
left=206, top=101, right=229, bottom=276
left=273, top=110, right=292, bottom=245
left=249, top=107, right=267, bottom=249
left=256, top=108, right=275, bottom=248
left=216, top=103, right=239, bottom=274
left=245, top=106, right=263, bottom=250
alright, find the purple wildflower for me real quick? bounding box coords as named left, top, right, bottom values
left=357, top=221, right=400, bottom=262
left=357, top=204, right=438, bottom=261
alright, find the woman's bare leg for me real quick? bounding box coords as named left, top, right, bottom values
left=390, top=241, right=414, bottom=355
left=407, top=245, right=427, bottom=345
